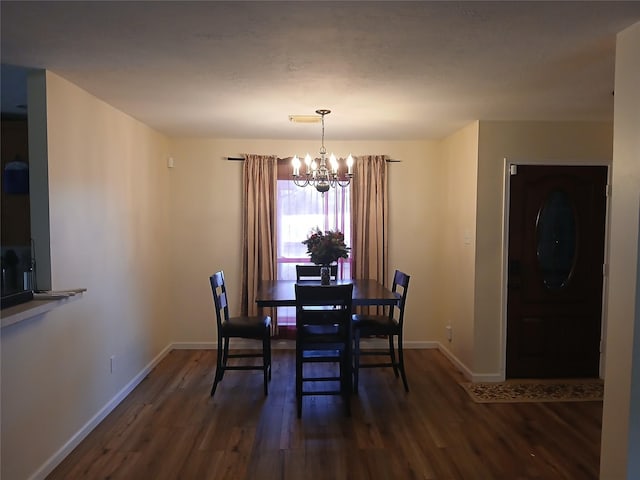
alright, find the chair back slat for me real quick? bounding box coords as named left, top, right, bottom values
left=296, top=264, right=338, bottom=281
left=209, top=271, right=230, bottom=325
left=219, top=291, right=228, bottom=310
left=390, top=270, right=410, bottom=324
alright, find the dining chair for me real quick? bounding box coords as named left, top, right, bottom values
left=352, top=270, right=411, bottom=393
left=295, top=264, right=338, bottom=281
left=294, top=283, right=354, bottom=418
left=209, top=271, right=272, bottom=396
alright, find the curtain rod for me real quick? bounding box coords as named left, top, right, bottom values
left=226, top=157, right=400, bottom=162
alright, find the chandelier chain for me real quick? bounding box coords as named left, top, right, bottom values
left=320, top=111, right=326, bottom=155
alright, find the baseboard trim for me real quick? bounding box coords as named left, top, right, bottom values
left=436, top=343, right=504, bottom=382
left=170, top=339, right=441, bottom=350
left=171, top=341, right=216, bottom=349
left=468, top=372, right=505, bottom=382
left=29, top=344, right=173, bottom=480
left=404, top=340, right=439, bottom=349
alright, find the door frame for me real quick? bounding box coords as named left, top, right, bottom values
left=500, top=158, right=611, bottom=380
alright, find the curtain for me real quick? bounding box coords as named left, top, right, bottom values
left=241, top=154, right=278, bottom=333
left=351, top=155, right=388, bottom=314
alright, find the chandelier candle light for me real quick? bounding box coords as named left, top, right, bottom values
left=291, top=109, right=353, bottom=193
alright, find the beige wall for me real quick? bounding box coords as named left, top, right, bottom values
left=166, top=138, right=443, bottom=345
left=0, top=72, right=172, bottom=480
left=600, top=21, right=640, bottom=480
left=473, top=121, right=613, bottom=376
left=438, top=122, right=480, bottom=371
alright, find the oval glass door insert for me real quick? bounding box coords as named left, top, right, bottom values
left=536, top=189, right=577, bottom=289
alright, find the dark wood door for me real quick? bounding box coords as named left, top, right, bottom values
left=506, top=165, right=607, bottom=378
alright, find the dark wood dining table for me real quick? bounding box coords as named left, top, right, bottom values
left=255, top=279, right=400, bottom=308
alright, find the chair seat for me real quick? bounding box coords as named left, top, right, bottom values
left=221, top=315, right=271, bottom=337
left=299, top=323, right=346, bottom=349
left=352, top=314, right=399, bottom=334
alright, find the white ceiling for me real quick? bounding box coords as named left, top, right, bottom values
left=1, top=1, right=639, bottom=140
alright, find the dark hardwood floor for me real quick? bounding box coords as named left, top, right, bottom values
left=47, top=348, right=602, bottom=479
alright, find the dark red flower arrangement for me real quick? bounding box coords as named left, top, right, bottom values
left=302, top=228, right=350, bottom=265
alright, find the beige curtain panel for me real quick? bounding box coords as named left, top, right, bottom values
left=351, top=155, right=389, bottom=315
left=241, top=154, right=278, bottom=332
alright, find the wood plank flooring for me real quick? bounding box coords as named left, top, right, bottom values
left=47, top=348, right=602, bottom=479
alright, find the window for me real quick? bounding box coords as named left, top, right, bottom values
left=276, top=164, right=352, bottom=326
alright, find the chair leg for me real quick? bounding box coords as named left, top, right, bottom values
left=343, top=349, right=352, bottom=416
left=388, top=334, right=399, bottom=378
left=267, top=330, right=272, bottom=381
left=220, top=337, right=230, bottom=382
left=211, top=335, right=224, bottom=396
left=353, top=329, right=361, bottom=394
left=262, top=333, right=270, bottom=396
left=397, top=335, right=409, bottom=392
left=296, top=344, right=303, bottom=418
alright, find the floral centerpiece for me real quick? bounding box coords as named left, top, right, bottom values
left=302, top=228, right=350, bottom=266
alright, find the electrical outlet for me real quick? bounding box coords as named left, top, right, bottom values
left=110, top=355, right=116, bottom=374
left=446, top=325, right=453, bottom=342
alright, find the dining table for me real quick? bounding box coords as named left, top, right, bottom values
left=255, top=278, right=400, bottom=308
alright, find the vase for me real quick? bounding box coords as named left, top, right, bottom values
left=320, top=265, right=331, bottom=285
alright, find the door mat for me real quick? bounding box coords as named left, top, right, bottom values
left=460, top=379, right=604, bottom=403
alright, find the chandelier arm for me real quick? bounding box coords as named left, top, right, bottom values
left=293, top=177, right=310, bottom=187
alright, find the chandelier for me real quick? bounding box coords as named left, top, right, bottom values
left=291, top=109, right=353, bottom=193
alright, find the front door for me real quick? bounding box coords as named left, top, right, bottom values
left=506, top=165, right=607, bottom=378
